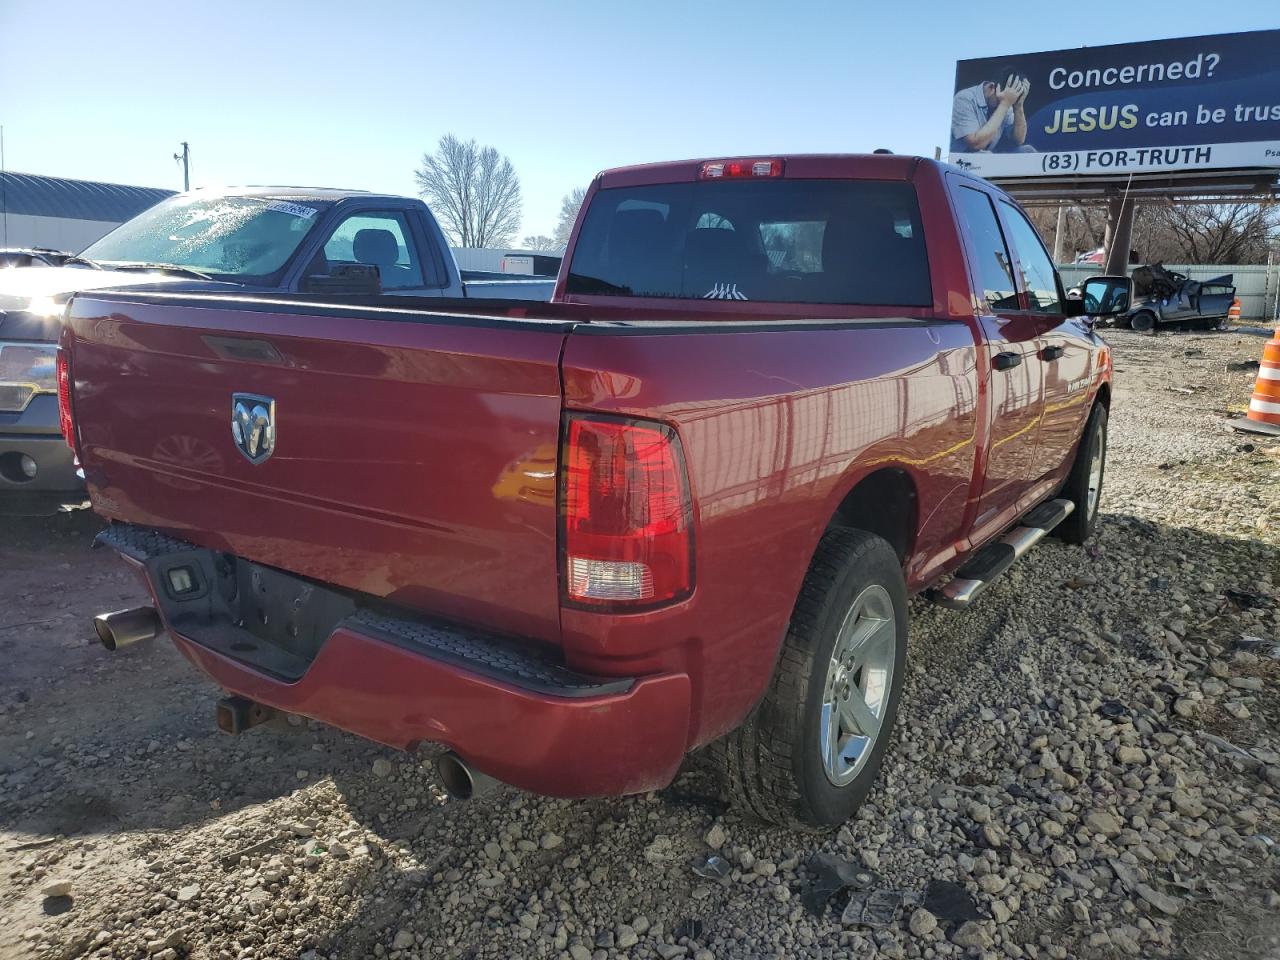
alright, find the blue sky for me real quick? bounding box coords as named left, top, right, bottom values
left=1, top=0, right=1275, bottom=239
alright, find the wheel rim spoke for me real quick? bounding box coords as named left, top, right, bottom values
left=844, top=612, right=889, bottom=658
left=839, top=686, right=881, bottom=739
left=820, top=702, right=841, bottom=771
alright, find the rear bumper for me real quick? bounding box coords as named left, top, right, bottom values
left=99, top=523, right=691, bottom=797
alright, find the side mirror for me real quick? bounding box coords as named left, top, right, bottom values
left=1065, top=275, right=1131, bottom=317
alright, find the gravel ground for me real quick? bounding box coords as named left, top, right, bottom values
left=1, top=329, right=1277, bottom=960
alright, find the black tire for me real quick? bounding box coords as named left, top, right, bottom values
left=1056, top=402, right=1108, bottom=545
left=713, top=529, right=908, bottom=829
left=1130, top=310, right=1156, bottom=334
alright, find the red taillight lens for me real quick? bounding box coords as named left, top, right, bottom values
left=699, top=159, right=783, bottom=180
left=561, top=416, right=694, bottom=609
left=56, top=348, right=75, bottom=449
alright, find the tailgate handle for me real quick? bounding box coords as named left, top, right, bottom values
left=992, top=351, right=1022, bottom=371
left=1040, top=345, right=1065, bottom=362
left=203, top=336, right=285, bottom=364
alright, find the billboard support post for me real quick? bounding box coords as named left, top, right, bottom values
left=1103, top=194, right=1136, bottom=275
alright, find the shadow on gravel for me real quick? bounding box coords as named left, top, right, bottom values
left=309, top=759, right=747, bottom=957
left=0, top=510, right=390, bottom=843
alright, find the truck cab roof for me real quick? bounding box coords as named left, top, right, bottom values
left=184, top=185, right=414, bottom=205
left=595, top=153, right=932, bottom=189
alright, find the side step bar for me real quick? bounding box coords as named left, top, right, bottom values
left=929, top=498, right=1075, bottom=610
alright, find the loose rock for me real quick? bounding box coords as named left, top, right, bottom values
left=40, top=880, right=73, bottom=899
left=908, top=908, right=937, bottom=937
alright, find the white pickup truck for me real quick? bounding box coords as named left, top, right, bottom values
left=0, top=186, right=552, bottom=510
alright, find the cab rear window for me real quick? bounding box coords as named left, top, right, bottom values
left=566, top=179, right=931, bottom=305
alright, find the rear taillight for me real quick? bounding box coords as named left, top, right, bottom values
left=561, top=415, right=694, bottom=610
left=56, top=348, right=75, bottom=449
left=699, top=159, right=783, bottom=179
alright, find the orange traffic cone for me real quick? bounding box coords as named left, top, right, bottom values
left=1228, top=298, right=1242, bottom=323
left=1232, top=325, right=1280, bottom=436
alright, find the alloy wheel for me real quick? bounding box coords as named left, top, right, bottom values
left=819, top=584, right=896, bottom=786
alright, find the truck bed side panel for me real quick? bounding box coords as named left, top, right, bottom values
left=559, top=320, right=979, bottom=744
left=66, top=296, right=568, bottom=645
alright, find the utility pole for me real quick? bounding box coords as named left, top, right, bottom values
left=1052, top=203, right=1065, bottom=264
left=173, top=141, right=190, bottom=192
left=1, top=125, right=7, bottom=246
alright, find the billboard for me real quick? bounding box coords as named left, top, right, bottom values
left=948, top=29, right=1280, bottom=179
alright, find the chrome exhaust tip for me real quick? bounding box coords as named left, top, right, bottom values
left=93, top=606, right=162, bottom=651
left=435, top=751, right=500, bottom=800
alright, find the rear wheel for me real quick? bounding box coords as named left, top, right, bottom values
left=1130, top=310, right=1156, bottom=334
left=1056, top=403, right=1107, bottom=545
left=714, top=529, right=907, bottom=829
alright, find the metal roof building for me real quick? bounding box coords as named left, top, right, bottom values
left=0, top=172, right=175, bottom=253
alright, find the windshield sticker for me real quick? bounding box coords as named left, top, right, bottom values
left=262, top=200, right=318, bottom=220
left=704, top=282, right=749, bottom=301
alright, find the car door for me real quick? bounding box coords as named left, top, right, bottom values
left=313, top=208, right=442, bottom=297
left=1170, top=279, right=1200, bottom=321
left=951, top=182, right=1046, bottom=529
left=1197, top=279, right=1236, bottom=319
left=997, top=199, right=1093, bottom=486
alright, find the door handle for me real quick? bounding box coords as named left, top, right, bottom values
left=992, top=351, right=1022, bottom=371
left=1041, top=345, right=1065, bottom=362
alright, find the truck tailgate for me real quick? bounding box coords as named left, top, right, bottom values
left=65, top=293, right=571, bottom=645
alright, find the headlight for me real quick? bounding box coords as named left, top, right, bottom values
left=25, top=296, right=64, bottom=319
left=0, top=341, right=58, bottom=412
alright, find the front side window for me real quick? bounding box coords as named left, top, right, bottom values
left=953, top=187, right=1017, bottom=311
left=322, top=212, right=425, bottom=289
left=81, top=195, right=331, bottom=279
left=566, top=179, right=931, bottom=306
left=1000, top=203, right=1062, bottom=313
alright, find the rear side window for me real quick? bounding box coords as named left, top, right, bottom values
left=1000, top=202, right=1062, bottom=314
left=566, top=180, right=931, bottom=305
left=953, top=187, right=1017, bottom=311
left=322, top=212, right=425, bottom=289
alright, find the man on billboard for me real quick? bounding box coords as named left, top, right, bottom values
left=951, top=67, right=1035, bottom=153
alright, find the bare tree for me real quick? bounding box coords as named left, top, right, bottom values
left=552, top=187, right=588, bottom=251
left=414, top=135, right=522, bottom=248
left=1031, top=200, right=1278, bottom=266
left=1029, top=204, right=1107, bottom=261
left=1142, top=202, right=1278, bottom=264
left=520, top=235, right=560, bottom=252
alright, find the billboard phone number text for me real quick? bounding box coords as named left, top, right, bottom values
left=1040, top=146, right=1213, bottom=173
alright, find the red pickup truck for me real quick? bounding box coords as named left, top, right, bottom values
left=62, top=155, right=1130, bottom=828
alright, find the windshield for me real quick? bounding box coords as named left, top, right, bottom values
left=566, top=179, right=931, bottom=306
left=81, top=195, right=332, bottom=278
